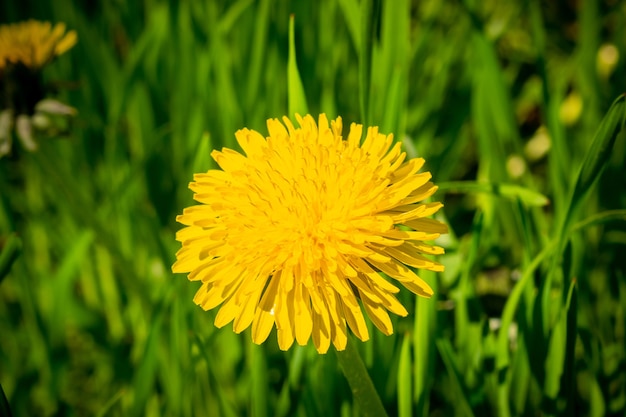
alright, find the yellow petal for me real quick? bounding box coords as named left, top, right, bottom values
left=342, top=297, right=369, bottom=342
left=350, top=257, right=401, bottom=294
left=312, top=308, right=332, bottom=354
left=235, top=128, right=267, bottom=157
left=359, top=292, right=394, bottom=335
left=233, top=281, right=264, bottom=333
left=366, top=257, right=434, bottom=297
left=193, top=282, right=212, bottom=306
left=331, top=315, right=348, bottom=350
left=381, top=246, right=444, bottom=272
left=404, top=217, right=449, bottom=234
left=214, top=294, right=243, bottom=328
left=211, top=148, right=247, bottom=172
left=274, top=280, right=296, bottom=350
left=391, top=157, right=425, bottom=182
left=251, top=274, right=281, bottom=344
left=54, top=29, right=77, bottom=55
left=347, top=123, right=363, bottom=147
left=294, top=283, right=313, bottom=345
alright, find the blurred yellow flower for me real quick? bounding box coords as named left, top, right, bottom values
left=0, top=20, right=77, bottom=69
left=0, top=21, right=77, bottom=158
left=173, top=114, right=447, bottom=353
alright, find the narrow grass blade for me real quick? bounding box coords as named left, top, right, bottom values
left=49, top=230, right=94, bottom=342
left=528, top=0, right=567, bottom=207
left=437, top=181, right=549, bottom=207
left=95, top=389, right=125, bottom=417
left=589, top=375, right=606, bottom=417
left=572, top=210, right=626, bottom=233
left=543, top=94, right=625, bottom=339
left=509, top=334, right=531, bottom=416
left=192, top=132, right=213, bottom=175
left=245, top=0, right=271, bottom=113
left=543, top=279, right=577, bottom=416
left=495, top=240, right=557, bottom=417
left=436, top=339, right=476, bottom=417
left=397, top=334, right=412, bottom=417
left=455, top=211, right=482, bottom=350
left=567, top=94, right=626, bottom=231
left=414, top=270, right=436, bottom=416
left=549, top=94, right=626, bottom=255
left=358, top=0, right=380, bottom=125
left=288, top=15, right=309, bottom=117
left=206, top=1, right=241, bottom=145
left=131, top=295, right=166, bottom=416
left=276, top=347, right=307, bottom=417
left=248, top=343, right=269, bottom=417
left=193, top=333, right=240, bottom=417
left=0, top=233, right=21, bottom=285
left=0, top=382, right=12, bottom=417
left=338, top=0, right=360, bottom=51
left=561, top=279, right=578, bottom=416
left=378, top=0, right=409, bottom=135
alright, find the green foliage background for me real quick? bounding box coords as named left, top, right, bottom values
left=1, top=0, right=626, bottom=416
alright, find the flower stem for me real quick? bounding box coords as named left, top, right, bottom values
left=335, top=337, right=389, bottom=417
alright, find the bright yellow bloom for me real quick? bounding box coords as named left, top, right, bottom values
left=0, top=20, right=77, bottom=69
left=173, top=114, right=447, bottom=353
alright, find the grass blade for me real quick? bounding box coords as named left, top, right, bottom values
left=541, top=94, right=625, bottom=341
left=569, top=94, right=626, bottom=228
left=496, top=240, right=557, bottom=417
left=397, top=334, right=412, bottom=417
left=0, top=382, right=12, bottom=417
left=0, top=233, right=21, bottom=285
left=414, top=271, right=437, bottom=416
left=249, top=343, right=269, bottom=417
left=543, top=279, right=577, bottom=416
left=358, top=0, right=380, bottom=125
left=436, top=339, right=476, bottom=417
left=288, top=15, right=309, bottom=117
left=437, top=181, right=549, bottom=207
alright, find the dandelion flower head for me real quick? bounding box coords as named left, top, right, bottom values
left=173, top=114, right=447, bottom=353
left=0, top=20, right=77, bottom=70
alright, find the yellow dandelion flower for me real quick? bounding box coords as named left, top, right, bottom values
left=173, top=114, right=448, bottom=354
left=0, top=20, right=77, bottom=69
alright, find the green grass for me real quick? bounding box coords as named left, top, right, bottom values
left=1, top=0, right=626, bottom=416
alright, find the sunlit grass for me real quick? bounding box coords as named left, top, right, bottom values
left=1, top=1, right=625, bottom=416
